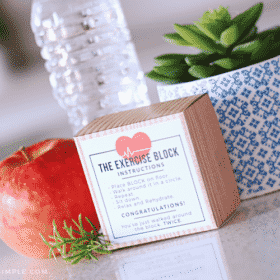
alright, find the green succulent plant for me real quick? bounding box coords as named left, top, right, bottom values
left=146, top=2, right=280, bottom=84
left=0, top=17, right=10, bottom=41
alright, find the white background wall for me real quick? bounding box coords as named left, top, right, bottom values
left=0, top=0, right=280, bottom=160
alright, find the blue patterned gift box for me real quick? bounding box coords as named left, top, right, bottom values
left=157, top=55, right=280, bottom=200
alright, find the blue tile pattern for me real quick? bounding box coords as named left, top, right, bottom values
left=158, top=56, right=280, bottom=200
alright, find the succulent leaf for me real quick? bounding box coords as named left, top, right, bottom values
left=147, top=2, right=280, bottom=84
left=251, top=35, right=280, bottom=62
left=231, top=3, right=263, bottom=43
left=220, top=24, right=240, bottom=47
left=153, top=65, right=189, bottom=78
left=0, top=18, right=10, bottom=41
left=155, top=54, right=187, bottom=66
left=263, top=40, right=280, bottom=61
left=184, top=52, right=222, bottom=66
left=174, top=24, right=227, bottom=54
left=163, top=33, right=193, bottom=46
left=194, top=6, right=231, bottom=42
left=255, top=26, right=280, bottom=41
left=239, top=26, right=258, bottom=44
left=213, top=57, right=245, bottom=69
left=146, top=69, right=197, bottom=84
left=145, top=70, right=181, bottom=84
left=185, top=53, right=210, bottom=66
left=188, top=65, right=218, bottom=78
left=232, top=40, right=262, bottom=55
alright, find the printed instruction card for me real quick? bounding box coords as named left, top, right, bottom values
left=74, top=114, right=215, bottom=249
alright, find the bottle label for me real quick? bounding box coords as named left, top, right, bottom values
left=74, top=114, right=215, bottom=249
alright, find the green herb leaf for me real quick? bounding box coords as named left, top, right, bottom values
left=194, top=6, right=231, bottom=42
left=39, top=233, right=52, bottom=248
left=63, top=252, right=87, bottom=261
left=163, top=33, right=192, bottom=46
left=52, top=220, right=64, bottom=240
left=40, top=215, right=112, bottom=265
left=154, top=54, right=187, bottom=66
left=86, top=217, right=99, bottom=235
left=94, top=248, right=114, bottom=254
left=174, top=24, right=227, bottom=54
left=71, top=254, right=88, bottom=265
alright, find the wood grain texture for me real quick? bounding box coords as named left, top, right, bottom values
left=183, top=96, right=241, bottom=226
left=75, top=94, right=206, bottom=136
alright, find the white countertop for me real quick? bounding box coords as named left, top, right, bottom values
left=1, top=190, right=280, bottom=279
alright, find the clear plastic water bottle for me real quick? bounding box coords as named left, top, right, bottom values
left=31, top=0, right=150, bottom=135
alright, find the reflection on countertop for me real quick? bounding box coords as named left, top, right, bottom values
left=113, top=231, right=230, bottom=280
left=2, top=190, right=280, bottom=279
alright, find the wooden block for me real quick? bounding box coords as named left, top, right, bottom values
left=74, top=93, right=240, bottom=250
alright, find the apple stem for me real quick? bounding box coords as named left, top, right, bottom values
left=18, top=146, right=31, bottom=161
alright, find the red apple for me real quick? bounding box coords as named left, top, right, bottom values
left=0, top=138, right=100, bottom=258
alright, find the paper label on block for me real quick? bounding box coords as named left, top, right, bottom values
left=74, top=114, right=215, bottom=248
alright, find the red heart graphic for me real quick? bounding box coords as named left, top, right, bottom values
left=116, top=132, right=151, bottom=163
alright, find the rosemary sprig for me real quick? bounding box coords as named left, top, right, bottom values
left=40, top=214, right=112, bottom=265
